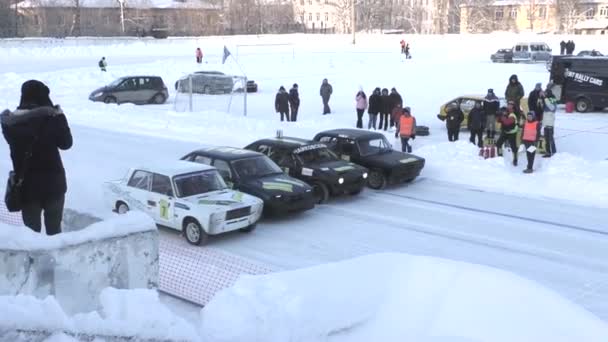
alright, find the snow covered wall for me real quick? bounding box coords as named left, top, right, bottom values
left=0, top=212, right=158, bottom=314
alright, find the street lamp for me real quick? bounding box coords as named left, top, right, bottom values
left=117, top=0, right=125, bottom=33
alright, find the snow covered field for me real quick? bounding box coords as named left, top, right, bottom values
left=1, top=33, right=608, bottom=337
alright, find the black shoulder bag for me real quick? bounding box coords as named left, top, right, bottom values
left=5, top=118, right=49, bottom=212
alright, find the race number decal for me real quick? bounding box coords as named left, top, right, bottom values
left=302, top=168, right=314, bottom=176
left=159, top=199, right=170, bottom=220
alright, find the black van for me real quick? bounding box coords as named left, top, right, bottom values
left=548, top=56, right=608, bottom=112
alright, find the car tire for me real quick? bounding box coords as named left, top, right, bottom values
left=203, top=85, right=211, bottom=94
left=152, top=93, right=165, bottom=104
left=312, top=182, right=329, bottom=204
left=183, top=218, right=208, bottom=246
left=576, top=98, right=592, bottom=113
left=367, top=169, right=387, bottom=190
left=116, top=201, right=129, bottom=214
left=103, top=96, right=117, bottom=104
left=239, top=223, right=257, bottom=233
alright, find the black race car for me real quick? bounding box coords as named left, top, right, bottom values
left=244, top=136, right=368, bottom=204
left=313, top=129, right=425, bottom=190
left=181, top=147, right=315, bottom=215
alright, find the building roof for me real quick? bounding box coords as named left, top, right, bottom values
left=136, top=160, right=214, bottom=177
left=574, top=19, right=608, bottom=30
left=17, top=0, right=219, bottom=9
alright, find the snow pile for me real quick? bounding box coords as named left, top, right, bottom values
left=0, top=211, right=155, bottom=250
left=0, top=288, right=199, bottom=341
left=416, top=141, right=608, bottom=208
left=200, top=253, right=608, bottom=342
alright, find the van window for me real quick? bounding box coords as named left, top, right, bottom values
left=531, top=45, right=539, bottom=52
left=522, top=45, right=529, bottom=52
left=515, top=45, right=522, bottom=52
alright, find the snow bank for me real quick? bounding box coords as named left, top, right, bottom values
left=0, top=288, right=198, bottom=341
left=200, top=253, right=608, bottom=342
left=0, top=212, right=159, bottom=314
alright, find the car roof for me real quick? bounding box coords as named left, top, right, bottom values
left=316, top=128, right=384, bottom=140
left=255, top=136, right=317, bottom=149
left=120, top=76, right=163, bottom=79
left=189, top=146, right=263, bottom=161
left=194, top=71, right=225, bottom=75
left=135, top=160, right=214, bottom=176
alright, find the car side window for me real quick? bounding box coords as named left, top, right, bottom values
left=139, top=78, right=152, bottom=89
left=318, top=136, right=334, bottom=143
left=151, top=173, right=173, bottom=196
left=117, top=78, right=137, bottom=91
left=192, top=155, right=212, bottom=165
left=127, top=170, right=151, bottom=191
left=213, top=159, right=233, bottom=180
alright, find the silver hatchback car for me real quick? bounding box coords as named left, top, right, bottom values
left=89, top=76, right=169, bottom=105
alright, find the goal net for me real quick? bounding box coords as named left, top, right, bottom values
left=173, top=73, right=248, bottom=116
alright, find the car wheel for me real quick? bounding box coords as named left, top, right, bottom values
left=240, top=223, right=257, bottom=233
left=367, top=169, right=387, bottom=190
left=183, top=218, right=208, bottom=246
left=116, top=201, right=129, bottom=214
left=576, top=98, right=591, bottom=113
left=152, top=93, right=165, bottom=104
left=312, top=182, right=329, bottom=204
left=103, top=96, right=117, bottom=104
left=203, top=85, right=211, bottom=94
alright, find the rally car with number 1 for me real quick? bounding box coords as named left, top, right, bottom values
left=181, top=146, right=315, bottom=215
left=244, top=135, right=368, bottom=204
left=103, top=161, right=263, bottom=245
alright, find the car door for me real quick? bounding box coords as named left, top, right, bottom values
left=148, top=173, right=175, bottom=228
left=212, top=159, right=235, bottom=188
left=137, top=77, right=155, bottom=103
left=125, top=170, right=153, bottom=212
left=113, top=78, right=139, bottom=104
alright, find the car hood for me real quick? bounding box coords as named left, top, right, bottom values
left=308, top=160, right=366, bottom=174
left=90, top=86, right=107, bottom=96
left=362, top=151, right=425, bottom=166
left=181, top=189, right=259, bottom=209
left=242, top=174, right=311, bottom=195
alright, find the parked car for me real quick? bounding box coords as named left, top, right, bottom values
left=244, top=135, right=368, bottom=204
left=89, top=76, right=168, bottom=105
left=247, top=80, right=258, bottom=93
left=313, top=129, right=425, bottom=190
left=174, top=71, right=234, bottom=94
left=577, top=50, right=604, bottom=57
left=103, top=161, right=263, bottom=245
left=491, top=49, right=514, bottom=63
left=548, top=56, right=608, bottom=112
left=512, top=42, right=552, bottom=63
left=181, top=146, right=315, bottom=215
left=437, top=95, right=529, bottom=129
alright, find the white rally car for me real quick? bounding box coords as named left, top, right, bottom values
left=103, top=161, right=264, bottom=245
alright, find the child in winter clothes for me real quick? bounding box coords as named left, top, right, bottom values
left=355, top=90, right=368, bottom=129
left=521, top=112, right=542, bottom=173
left=368, top=88, right=381, bottom=130
left=398, top=107, right=416, bottom=153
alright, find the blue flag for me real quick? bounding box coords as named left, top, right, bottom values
left=222, top=46, right=231, bottom=64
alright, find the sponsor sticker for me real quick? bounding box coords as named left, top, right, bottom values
left=341, top=155, right=351, bottom=161
left=262, top=182, right=294, bottom=192
left=399, top=158, right=417, bottom=163
left=293, top=144, right=326, bottom=154
left=302, top=168, right=314, bottom=176
left=333, top=165, right=354, bottom=172
left=564, top=69, right=604, bottom=87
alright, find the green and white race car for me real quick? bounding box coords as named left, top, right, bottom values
left=103, top=160, right=263, bottom=245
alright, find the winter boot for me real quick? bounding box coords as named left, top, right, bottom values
left=513, top=159, right=518, bottom=167
left=523, top=168, right=533, bottom=174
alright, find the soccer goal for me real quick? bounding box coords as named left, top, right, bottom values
left=235, top=43, right=295, bottom=61
left=173, top=73, right=248, bottom=116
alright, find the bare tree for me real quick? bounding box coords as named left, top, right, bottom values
left=332, top=0, right=353, bottom=33
left=459, top=0, right=495, bottom=33
left=555, top=0, right=583, bottom=33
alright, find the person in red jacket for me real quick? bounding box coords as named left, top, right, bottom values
left=400, top=40, right=406, bottom=54
left=521, top=112, right=541, bottom=173
left=496, top=107, right=519, bottom=166
left=195, top=48, right=203, bottom=63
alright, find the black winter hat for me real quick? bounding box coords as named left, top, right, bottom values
left=403, top=106, right=411, bottom=113
left=279, top=86, right=285, bottom=91
left=293, top=83, right=298, bottom=88
left=19, top=80, right=53, bottom=109
left=487, top=88, right=494, bottom=93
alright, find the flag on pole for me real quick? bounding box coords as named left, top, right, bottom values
left=222, top=46, right=231, bottom=64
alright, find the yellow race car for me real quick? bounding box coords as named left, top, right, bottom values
left=436, top=95, right=529, bottom=129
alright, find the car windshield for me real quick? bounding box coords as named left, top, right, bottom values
left=173, top=170, right=227, bottom=198
left=295, top=146, right=338, bottom=164
left=108, top=78, right=125, bottom=88
left=358, top=137, right=392, bottom=156
left=232, top=156, right=283, bottom=179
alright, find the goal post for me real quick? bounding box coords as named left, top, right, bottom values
left=173, top=73, right=248, bottom=117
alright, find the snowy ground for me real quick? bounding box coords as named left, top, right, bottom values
left=1, top=33, right=608, bottom=329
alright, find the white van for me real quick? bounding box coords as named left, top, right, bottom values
left=512, top=42, right=552, bottom=63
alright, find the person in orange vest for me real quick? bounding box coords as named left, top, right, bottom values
left=195, top=47, right=203, bottom=63
left=521, top=112, right=542, bottom=174
left=397, top=107, right=416, bottom=153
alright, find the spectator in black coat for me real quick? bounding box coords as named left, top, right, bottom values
left=445, top=102, right=464, bottom=142
left=467, top=101, right=485, bottom=147
left=379, top=88, right=391, bottom=131
left=527, top=83, right=545, bottom=122
left=1, top=80, right=73, bottom=235
left=367, top=87, right=381, bottom=130
left=560, top=41, right=566, bottom=55
left=389, top=87, right=403, bottom=128
left=483, top=88, right=500, bottom=139
left=275, top=86, right=290, bottom=122
left=289, top=83, right=300, bottom=122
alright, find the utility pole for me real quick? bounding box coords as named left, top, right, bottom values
left=117, top=0, right=125, bottom=33
left=351, top=0, right=355, bottom=44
